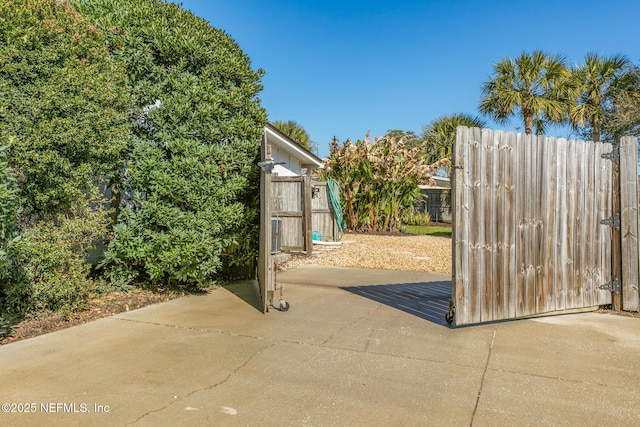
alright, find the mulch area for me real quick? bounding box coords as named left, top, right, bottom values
left=0, top=289, right=185, bottom=345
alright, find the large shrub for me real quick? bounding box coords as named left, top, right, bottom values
left=76, top=0, right=267, bottom=289
left=1, top=206, right=109, bottom=317
left=0, top=0, right=132, bottom=316
left=0, top=145, right=19, bottom=272
left=0, top=0, right=131, bottom=222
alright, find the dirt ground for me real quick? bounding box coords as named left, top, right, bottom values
left=1, top=289, right=185, bottom=345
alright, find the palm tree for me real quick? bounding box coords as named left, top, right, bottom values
left=569, top=53, right=629, bottom=142
left=479, top=51, right=572, bottom=135
left=421, top=113, right=486, bottom=164
left=272, top=120, right=312, bottom=151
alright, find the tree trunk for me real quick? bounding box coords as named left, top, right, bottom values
left=524, top=113, right=533, bottom=135
left=592, top=117, right=601, bottom=142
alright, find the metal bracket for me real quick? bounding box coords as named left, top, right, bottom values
left=601, top=143, right=620, bottom=164
left=257, top=159, right=285, bottom=173
left=600, top=213, right=620, bottom=230
left=599, top=278, right=620, bottom=293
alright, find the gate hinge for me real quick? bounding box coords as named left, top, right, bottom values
left=601, top=143, right=620, bottom=164
left=600, top=213, right=620, bottom=230
left=599, top=278, right=620, bottom=293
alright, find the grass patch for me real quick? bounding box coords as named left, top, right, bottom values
left=404, top=224, right=452, bottom=237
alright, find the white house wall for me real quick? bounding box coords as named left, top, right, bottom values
left=272, top=145, right=303, bottom=176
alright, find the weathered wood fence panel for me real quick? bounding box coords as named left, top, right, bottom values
left=311, top=181, right=341, bottom=242
left=619, top=136, right=640, bottom=311
left=272, top=177, right=305, bottom=251
left=453, top=128, right=613, bottom=326
left=272, top=177, right=340, bottom=253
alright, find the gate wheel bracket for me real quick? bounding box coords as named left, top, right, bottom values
left=445, top=300, right=455, bottom=325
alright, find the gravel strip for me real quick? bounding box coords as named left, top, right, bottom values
left=276, top=233, right=452, bottom=274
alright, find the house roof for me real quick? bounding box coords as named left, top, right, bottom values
left=264, top=123, right=323, bottom=168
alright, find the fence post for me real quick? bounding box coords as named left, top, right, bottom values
left=611, top=145, right=623, bottom=311
left=619, top=137, right=640, bottom=311
left=258, top=138, right=273, bottom=313
left=303, top=175, right=313, bottom=256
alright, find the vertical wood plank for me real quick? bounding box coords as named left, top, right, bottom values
left=583, top=140, right=596, bottom=307
left=573, top=140, right=586, bottom=308
left=469, top=127, right=484, bottom=324
left=454, top=126, right=471, bottom=325
left=515, top=132, right=527, bottom=316
left=555, top=138, right=568, bottom=310
left=482, top=129, right=497, bottom=322
left=494, top=130, right=508, bottom=320
left=526, top=133, right=539, bottom=316
left=565, top=139, right=577, bottom=309
left=303, top=175, right=313, bottom=255
left=619, top=136, right=640, bottom=311
left=542, top=135, right=557, bottom=313
left=536, top=135, right=548, bottom=312
left=506, top=131, right=518, bottom=319
left=532, top=134, right=544, bottom=315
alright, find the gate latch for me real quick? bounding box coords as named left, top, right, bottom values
left=599, top=278, right=620, bottom=293
left=600, top=213, right=620, bottom=230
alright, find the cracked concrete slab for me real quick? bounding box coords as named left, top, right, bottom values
left=1, top=267, right=640, bottom=426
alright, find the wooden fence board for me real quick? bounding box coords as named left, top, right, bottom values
left=469, top=127, right=484, bottom=324
left=506, top=131, right=518, bottom=319
left=453, top=126, right=471, bottom=325
left=494, top=131, right=508, bottom=320
left=541, top=135, right=557, bottom=313
left=482, top=128, right=497, bottom=322
left=574, top=140, right=586, bottom=308
left=583, top=140, right=596, bottom=307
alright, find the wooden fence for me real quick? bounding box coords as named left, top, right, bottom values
left=452, top=128, right=625, bottom=325
left=272, top=177, right=340, bottom=252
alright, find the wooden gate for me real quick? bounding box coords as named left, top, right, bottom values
left=450, top=127, right=634, bottom=326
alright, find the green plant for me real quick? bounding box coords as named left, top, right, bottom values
left=402, top=210, right=431, bottom=226
left=321, top=132, right=448, bottom=233
left=1, top=204, right=109, bottom=317
left=0, top=0, right=131, bottom=223
left=0, top=145, right=19, bottom=272
left=77, top=0, right=267, bottom=289
left=0, top=1, right=130, bottom=317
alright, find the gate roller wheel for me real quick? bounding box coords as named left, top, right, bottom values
left=445, top=310, right=454, bottom=325
left=279, top=300, right=290, bottom=312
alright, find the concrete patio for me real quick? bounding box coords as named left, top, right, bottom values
left=1, top=266, right=639, bottom=426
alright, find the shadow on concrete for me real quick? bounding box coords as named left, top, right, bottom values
left=222, top=280, right=263, bottom=313
left=341, top=281, right=452, bottom=327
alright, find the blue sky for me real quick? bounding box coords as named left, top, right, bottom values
left=178, top=0, right=639, bottom=157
